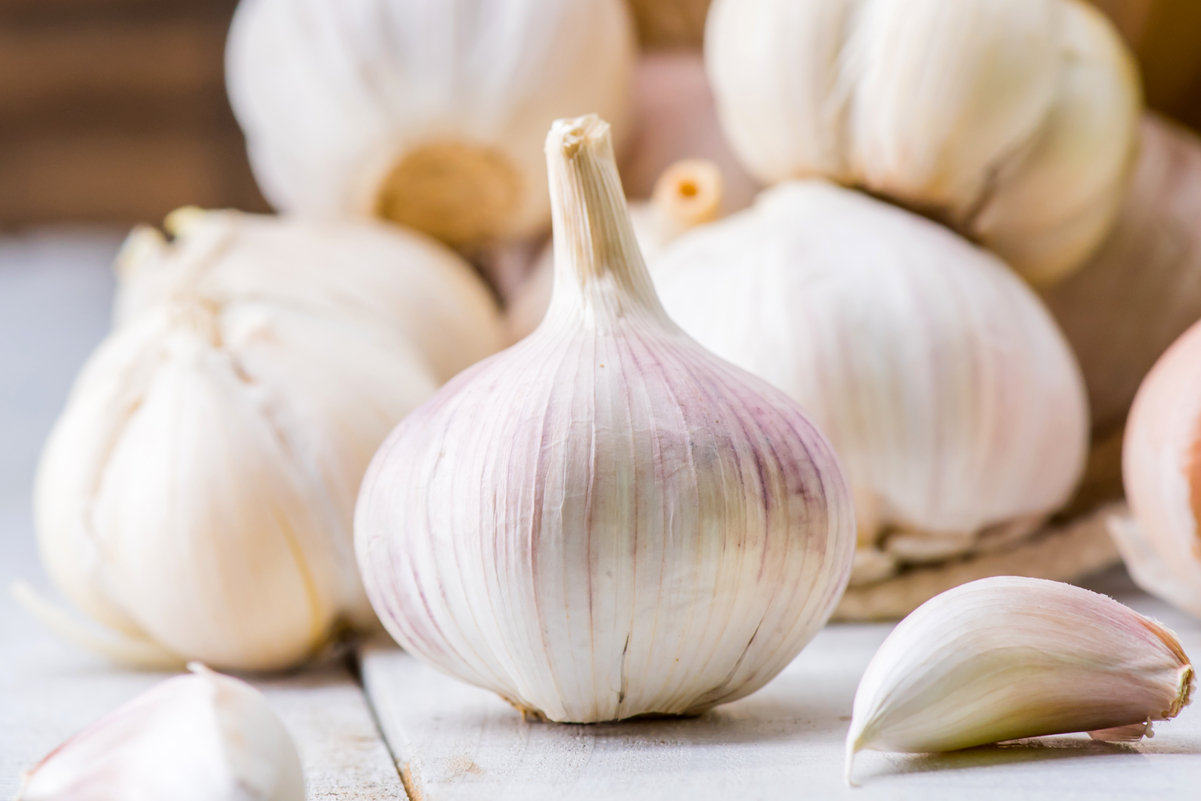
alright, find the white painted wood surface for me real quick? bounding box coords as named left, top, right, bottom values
left=0, top=234, right=403, bottom=799
left=361, top=570, right=1201, bottom=801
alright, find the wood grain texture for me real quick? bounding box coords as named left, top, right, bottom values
left=362, top=571, right=1201, bottom=800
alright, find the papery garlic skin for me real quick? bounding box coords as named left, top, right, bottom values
left=620, top=52, right=759, bottom=215
left=115, top=209, right=504, bottom=384
left=1046, top=114, right=1201, bottom=437
left=846, top=577, right=1194, bottom=779
left=227, top=0, right=635, bottom=247
left=705, top=0, right=1141, bottom=285
left=1118, top=319, right=1201, bottom=617
left=507, top=158, right=725, bottom=343
left=356, top=115, right=855, bottom=723
left=18, top=665, right=304, bottom=801
left=35, top=283, right=438, bottom=670
left=653, top=180, right=1089, bottom=543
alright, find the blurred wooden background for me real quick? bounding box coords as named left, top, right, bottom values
left=0, top=0, right=1198, bottom=228
left=0, top=0, right=267, bottom=228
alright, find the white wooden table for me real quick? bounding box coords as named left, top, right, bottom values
left=4, top=231, right=1201, bottom=800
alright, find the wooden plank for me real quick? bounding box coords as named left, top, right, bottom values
left=361, top=570, right=1201, bottom=800
left=0, top=130, right=267, bottom=226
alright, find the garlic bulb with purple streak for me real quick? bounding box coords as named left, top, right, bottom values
left=355, top=115, right=855, bottom=723
left=652, top=181, right=1089, bottom=578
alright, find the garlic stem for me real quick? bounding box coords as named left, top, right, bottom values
left=545, top=116, right=670, bottom=324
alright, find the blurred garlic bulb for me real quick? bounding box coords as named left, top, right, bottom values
left=114, top=209, right=504, bottom=384
left=357, top=115, right=855, bottom=723
left=18, top=665, right=304, bottom=801
left=1046, top=114, right=1201, bottom=438
left=705, top=0, right=1141, bottom=285
left=227, top=0, right=635, bottom=248
left=507, top=158, right=724, bottom=342
left=846, top=577, right=1194, bottom=783
left=32, top=247, right=439, bottom=670
left=620, top=51, right=759, bottom=215
left=653, top=180, right=1089, bottom=551
left=1117, top=319, right=1201, bottom=617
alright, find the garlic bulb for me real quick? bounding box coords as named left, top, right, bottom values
left=705, top=0, right=1142, bottom=285
left=846, top=577, right=1194, bottom=783
left=620, top=51, right=759, bottom=215
left=1045, top=113, right=1201, bottom=438
left=114, top=208, right=505, bottom=383
left=653, top=180, right=1089, bottom=553
left=18, top=664, right=304, bottom=801
left=507, top=158, right=725, bottom=343
left=1116, top=319, right=1201, bottom=618
left=33, top=257, right=439, bottom=670
left=227, top=0, right=635, bottom=248
left=356, top=115, right=855, bottom=723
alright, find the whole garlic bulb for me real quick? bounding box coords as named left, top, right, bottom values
left=506, top=158, right=726, bottom=343
left=653, top=180, right=1089, bottom=545
left=18, top=665, right=304, bottom=801
left=1045, top=114, right=1201, bottom=438
left=1117, top=319, right=1201, bottom=617
left=705, top=0, right=1142, bottom=286
left=619, top=51, right=759, bottom=215
left=227, top=0, right=635, bottom=248
left=356, top=115, right=855, bottom=723
left=114, top=209, right=505, bottom=384
left=34, top=263, right=439, bottom=671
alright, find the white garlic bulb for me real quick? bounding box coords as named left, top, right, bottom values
left=18, top=664, right=304, bottom=801
left=619, top=51, right=760, bottom=215
left=1045, top=113, right=1201, bottom=437
left=356, top=115, right=855, bottom=723
left=507, top=157, right=725, bottom=343
left=33, top=251, right=440, bottom=670
left=653, top=180, right=1089, bottom=545
left=114, top=208, right=505, bottom=384
left=227, top=0, right=635, bottom=247
left=1117, top=319, right=1201, bottom=618
left=846, top=577, right=1194, bottom=784
left=705, top=0, right=1141, bottom=285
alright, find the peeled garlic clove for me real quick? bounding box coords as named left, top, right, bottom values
left=226, top=0, right=635, bottom=248
left=34, top=277, right=438, bottom=670
left=506, top=157, right=727, bottom=343
left=1045, top=113, right=1201, bottom=437
left=705, top=0, right=1141, bottom=284
left=114, top=209, right=504, bottom=384
left=1116, top=318, right=1201, bottom=617
left=619, top=51, right=760, bottom=214
left=653, top=180, right=1089, bottom=548
left=846, top=576, right=1194, bottom=782
left=18, top=664, right=304, bottom=801
left=356, top=114, right=855, bottom=724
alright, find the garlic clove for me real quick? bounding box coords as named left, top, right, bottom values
left=226, top=0, right=636, bottom=247
left=356, top=114, right=855, bottom=723
left=845, top=576, right=1194, bottom=784
left=1116, top=317, right=1201, bottom=618
left=969, top=0, right=1141, bottom=287
left=17, top=664, right=304, bottom=801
